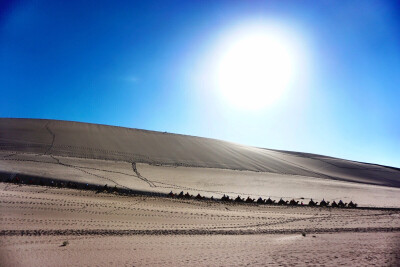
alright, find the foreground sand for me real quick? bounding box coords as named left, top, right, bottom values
left=1, top=118, right=400, bottom=266
left=2, top=233, right=400, bottom=266
left=1, top=183, right=399, bottom=266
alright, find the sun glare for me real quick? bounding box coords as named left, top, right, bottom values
left=214, top=23, right=302, bottom=110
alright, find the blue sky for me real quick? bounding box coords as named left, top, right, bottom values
left=1, top=0, right=399, bottom=167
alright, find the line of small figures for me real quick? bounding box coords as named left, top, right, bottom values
left=169, top=191, right=358, bottom=208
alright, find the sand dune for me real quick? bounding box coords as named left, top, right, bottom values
left=1, top=118, right=400, bottom=266
left=1, top=152, right=399, bottom=207
left=1, top=118, right=400, bottom=208
left=1, top=118, right=399, bottom=188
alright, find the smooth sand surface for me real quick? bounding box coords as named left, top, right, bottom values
left=1, top=118, right=399, bottom=188
left=1, top=183, right=400, bottom=266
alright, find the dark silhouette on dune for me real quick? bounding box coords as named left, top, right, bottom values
left=245, top=197, right=254, bottom=203
left=235, top=195, right=244, bottom=202
left=319, top=199, right=329, bottom=207
left=338, top=200, right=347, bottom=208
left=278, top=198, right=288, bottom=205
left=348, top=201, right=357, bottom=208
left=221, top=194, right=231, bottom=202
left=195, top=193, right=204, bottom=200
left=308, top=199, right=318, bottom=206
left=265, top=198, right=276, bottom=205
left=256, top=197, right=264, bottom=204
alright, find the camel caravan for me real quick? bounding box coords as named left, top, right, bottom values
left=1, top=174, right=358, bottom=208
left=169, top=191, right=358, bottom=208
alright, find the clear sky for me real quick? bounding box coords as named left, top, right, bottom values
left=1, top=0, right=399, bottom=168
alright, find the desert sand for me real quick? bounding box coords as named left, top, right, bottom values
left=1, top=183, right=399, bottom=266
left=1, top=118, right=400, bottom=266
left=0, top=183, right=400, bottom=266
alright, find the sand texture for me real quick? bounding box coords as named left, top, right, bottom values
left=0, top=118, right=399, bottom=208
left=1, top=152, right=399, bottom=208
left=1, top=183, right=400, bottom=266
left=1, top=118, right=399, bottom=188
left=1, top=118, right=400, bottom=266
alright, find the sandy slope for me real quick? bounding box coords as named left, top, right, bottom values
left=1, top=183, right=399, bottom=266
left=1, top=152, right=399, bottom=208
left=1, top=118, right=399, bottom=188
left=1, top=118, right=400, bottom=266
left=1, top=118, right=399, bottom=208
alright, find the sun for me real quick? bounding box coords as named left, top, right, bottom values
left=214, top=23, right=300, bottom=110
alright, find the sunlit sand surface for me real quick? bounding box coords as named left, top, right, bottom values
left=1, top=152, right=399, bottom=208
left=1, top=184, right=399, bottom=266
left=1, top=118, right=399, bottom=266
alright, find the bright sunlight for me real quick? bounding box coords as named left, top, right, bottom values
left=214, top=22, right=302, bottom=110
